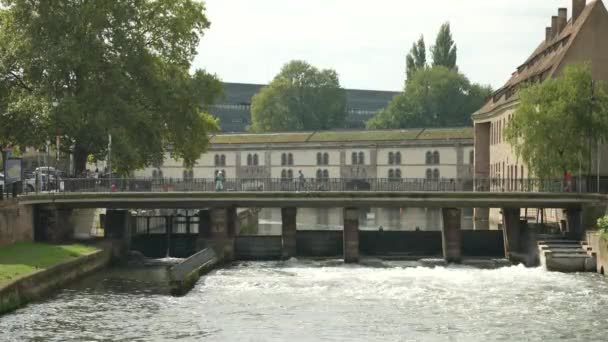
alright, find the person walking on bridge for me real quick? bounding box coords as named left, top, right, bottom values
left=297, top=170, right=305, bottom=192
left=215, top=170, right=225, bottom=192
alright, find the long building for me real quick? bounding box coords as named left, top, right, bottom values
left=209, top=83, right=400, bottom=132
left=134, top=127, right=474, bottom=182
left=472, top=0, right=608, bottom=228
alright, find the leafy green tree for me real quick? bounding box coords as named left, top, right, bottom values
left=406, top=36, right=427, bottom=82
left=250, top=60, right=346, bottom=132
left=367, top=66, right=491, bottom=129
left=0, top=0, right=222, bottom=176
left=431, top=22, right=457, bottom=70
left=505, top=64, right=608, bottom=179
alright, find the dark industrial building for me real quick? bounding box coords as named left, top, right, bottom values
left=209, top=82, right=400, bottom=132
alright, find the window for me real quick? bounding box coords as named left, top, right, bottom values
left=281, top=169, right=287, bottom=180
left=433, top=169, right=440, bottom=180
left=214, top=155, right=220, bottom=166
left=388, top=169, right=395, bottom=179
left=220, top=155, right=226, bottom=166
left=282, top=153, right=287, bottom=166
left=287, top=169, right=293, bottom=179
left=253, top=154, right=259, bottom=166
left=388, top=152, right=394, bottom=165
left=247, top=154, right=252, bottom=166
left=183, top=170, right=194, bottom=181
left=433, top=151, right=440, bottom=164
left=351, top=152, right=358, bottom=165
left=426, top=169, right=432, bottom=180
left=426, top=151, right=433, bottom=165
left=317, top=153, right=322, bottom=165
left=288, top=153, right=293, bottom=166
left=323, top=169, right=329, bottom=179
left=395, top=169, right=402, bottom=179
left=395, top=152, right=401, bottom=165
left=323, top=153, right=329, bottom=165
left=152, top=170, right=158, bottom=179
left=469, top=151, right=474, bottom=165
left=358, top=152, right=365, bottom=165
left=316, top=169, right=323, bottom=180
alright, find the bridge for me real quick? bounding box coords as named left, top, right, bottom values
left=7, top=177, right=607, bottom=265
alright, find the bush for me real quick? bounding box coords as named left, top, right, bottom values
left=596, top=216, right=608, bottom=234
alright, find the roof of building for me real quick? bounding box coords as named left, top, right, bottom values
left=209, top=127, right=473, bottom=145
left=474, top=0, right=605, bottom=117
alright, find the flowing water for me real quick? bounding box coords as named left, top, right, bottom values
left=1, top=260, right=608, bottom=341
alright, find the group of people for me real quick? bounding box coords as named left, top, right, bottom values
left=214, top=170, right=308, bottom=192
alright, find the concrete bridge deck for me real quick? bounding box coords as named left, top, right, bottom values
left=18, top=191, right=606, bottom=209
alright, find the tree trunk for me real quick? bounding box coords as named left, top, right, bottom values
left=74, top=145, right=89, bottom=177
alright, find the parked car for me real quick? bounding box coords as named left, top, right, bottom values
left=0, top=172, right=4, bottom=189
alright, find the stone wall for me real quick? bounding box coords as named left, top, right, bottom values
left=587, top=231, right=608, bottom=275
left=0, top=201, right=33, bottom=247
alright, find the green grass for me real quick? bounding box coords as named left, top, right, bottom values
left=0, top=242, right=98, bottom=286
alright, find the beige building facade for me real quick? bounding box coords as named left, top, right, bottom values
left=133, top=128, right=474, bottom=184
left=473, top=0, right=608, bottom=228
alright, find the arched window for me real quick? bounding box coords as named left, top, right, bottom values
left=426, top=169, right=432, bottom=180
left=358, top=152, right=365, bottom=165
left=426, top=151, right=433, bottom=165
left=281, top=153, right=287, bottom=166
left=317, top=153, right=322, bottom=165
left=469, top=151, right=474, bottom=165
left=288, top=153, right=293, bottom=166
left=395, top=152, right=401, bottom=165
left=351, top=152, right=358, bottom=165
left=287, top=169, right=293, bottom=179
left=323, top=169, right=329, bottom=179
left=183, top=170, right=188, bottom=179
left=214, top=154, right=220, bottom=166
left=152, top=170, right=158, bottom=179
left=323, top=153, right=329, bottom=165
left=316, top=169, right=322, bottom=179
left=253, top=154, right=259, bottom=166
left=388, top=169, right=394, bottom=179
left=433, top=169, right=440, bottom=180
left=388, top=152, right=394, bottom=165
left=247, top=154, right=252, bottom=166
left=220, top=155, right=226, bottom=166
left=396, top=169, right=402, bottom=179
left=281, top=169, right=287, bottom=179
left=433, top=151, right=440, bottom=165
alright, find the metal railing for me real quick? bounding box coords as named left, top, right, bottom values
left=12, top=176, right=608, bottom=195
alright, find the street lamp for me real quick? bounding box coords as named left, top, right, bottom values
left=52, top=101, right=59, bottom=191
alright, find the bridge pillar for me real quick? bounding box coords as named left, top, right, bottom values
left=206, top=208, right=235, bottom=260
left=502, top=208, right=521, bottom=259
left=441, top=208, right=462, bottom=263
left=281, top=207, right=297, bottom=259
left=565, top=208, right=582, bottom=240
left=343, top=207, right=359, bottom=263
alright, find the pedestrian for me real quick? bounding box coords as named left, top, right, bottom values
left=564, top=170, right=573, bottom=192
left=215, top=170, right=225, bottom=192
left=297, top=170, right=305, bottom=192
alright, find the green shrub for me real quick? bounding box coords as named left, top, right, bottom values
left=596, top=216, right=608, bottom=234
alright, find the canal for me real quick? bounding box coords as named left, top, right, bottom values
left=1, top=261, right=607, bottom=341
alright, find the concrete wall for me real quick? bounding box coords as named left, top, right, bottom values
left=587, top=231, right=608, bottom=275
left=0, top=201, right=34, bottom=247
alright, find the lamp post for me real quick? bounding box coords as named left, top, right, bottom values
left=108, top=134, right=112, bottom=190
left=52, top=101, right=59, bottom=192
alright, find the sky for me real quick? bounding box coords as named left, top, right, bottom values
left=192, top=0, right=577, bottom=92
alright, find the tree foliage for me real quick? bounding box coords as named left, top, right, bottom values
left=431, top=22, right=457, bottom=70
left=505, top=64, right=608, bottom=179
left=250, top=60, right=346, bottom=132
left=406, top=35, right=426, bottom=82
left=367, top=66, right=491, bottom=129
left=0, top=0, right=222, bottom=176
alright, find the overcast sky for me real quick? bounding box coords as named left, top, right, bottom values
left=192, top=0, right=575, bottom=91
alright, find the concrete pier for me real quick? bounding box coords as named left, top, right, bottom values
left=281, top=207, right=297, bottom=259
left=207, top=208, right=235, bottom=260
left=565, top=208, right=582, bottom=239
left=343, top=207, right=359, bottom=263
left=441, top=208, right=462, bottom=263
left=502, top=208, right=521, bottom=259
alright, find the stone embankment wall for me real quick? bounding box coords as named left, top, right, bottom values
left=0, top=246, right=112, bottom=315
left=587, top=231, right=608, bottom=275
left=0, top=201, right=33, bottom=247
left=168, top=248, right=219, bottom=296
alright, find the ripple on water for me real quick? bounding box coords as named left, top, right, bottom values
left=1, top=262, right=608, bottom=341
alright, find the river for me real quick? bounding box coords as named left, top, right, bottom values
left=1, top=261, right=607, bottom=341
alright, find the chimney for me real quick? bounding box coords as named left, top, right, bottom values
left=556, top=9, right=568, bottom=34
left=573, top=0, right=586, bottom=23
left=546, top=27, right=552, bottom=42
left=551, top=16, right=558, bottom=39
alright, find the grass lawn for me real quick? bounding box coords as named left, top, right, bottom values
left=0, top=242, right=98, bottom=286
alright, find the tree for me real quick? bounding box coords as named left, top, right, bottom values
left=367, top=66, right=492, bottom=129
left=0, top=1, right=222, bottom=176
left=431, top=22, right=457, bottom=70
left=505, top=63, right=608, bottom=179
left=406, top=36, right=426, bottom=82
left=250, top=60, right=346, bottom=132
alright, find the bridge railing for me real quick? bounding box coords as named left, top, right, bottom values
left=18, top=176, right=608, bottom=194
